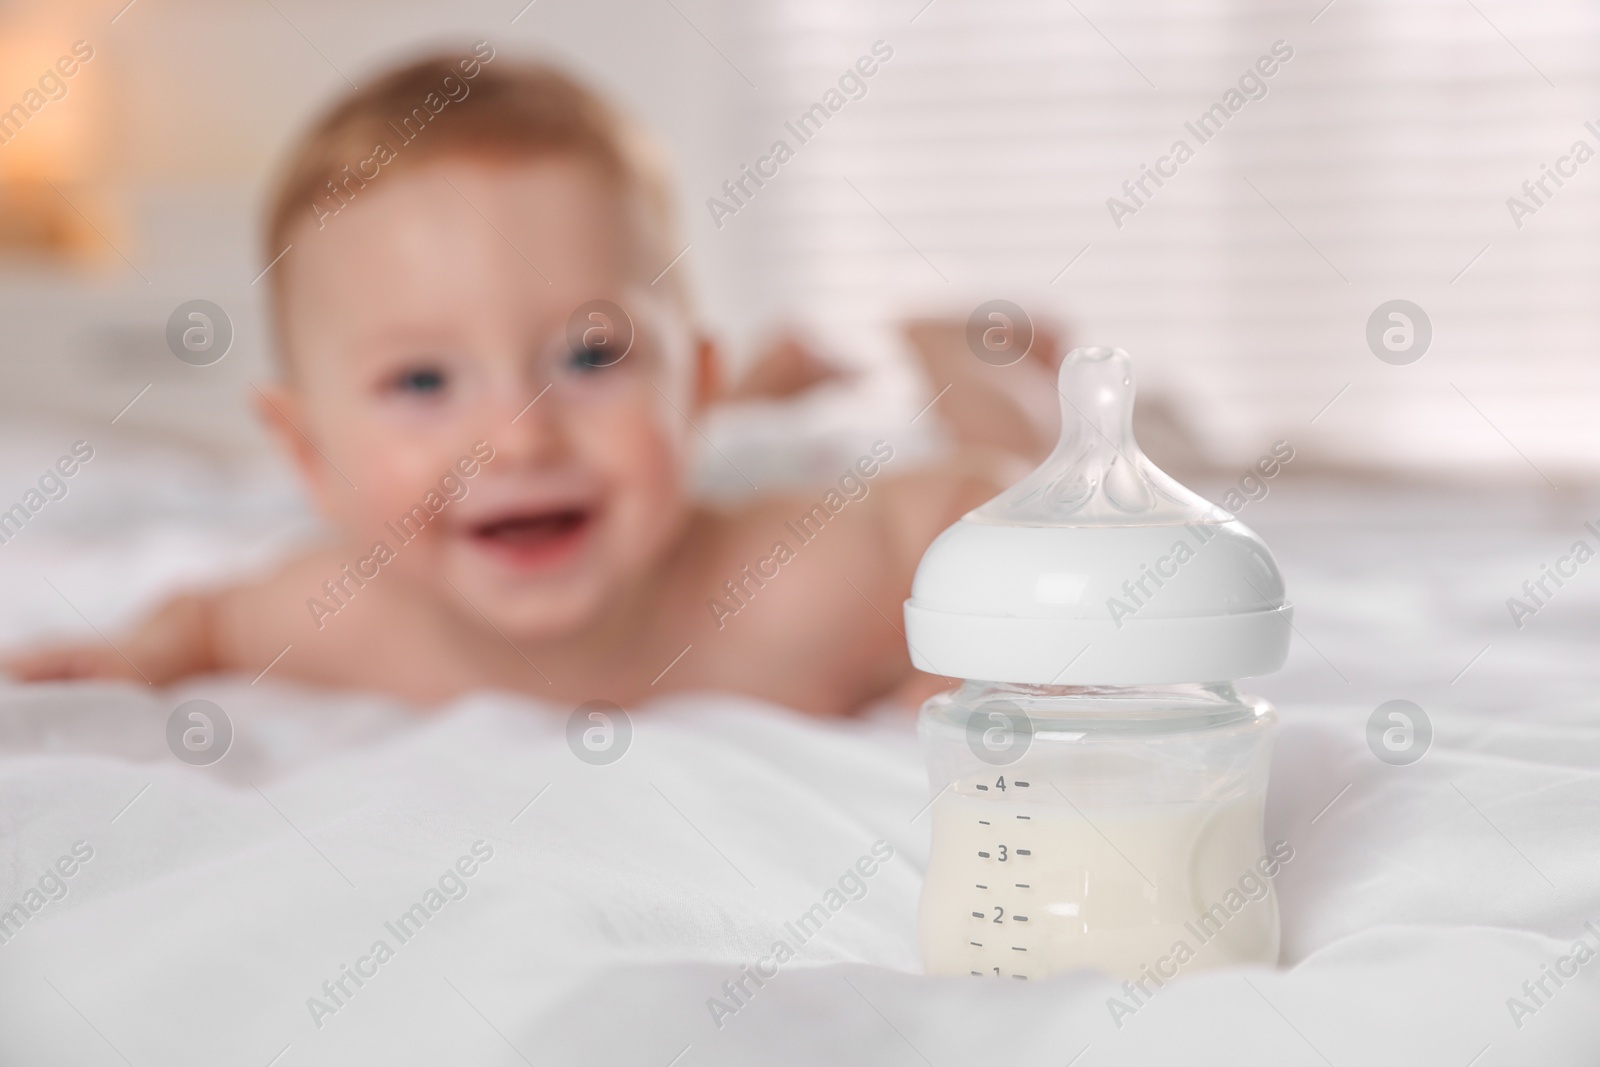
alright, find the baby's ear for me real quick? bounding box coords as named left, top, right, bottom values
left=691, top=333, right=724, bottom=411
left=251, top=383, right=341, bottom=513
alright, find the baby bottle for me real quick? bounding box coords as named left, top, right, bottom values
left=904, top=346, right=1292, bottom=983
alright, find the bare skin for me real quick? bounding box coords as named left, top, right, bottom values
left=4, top=157, right=1055, bottom=716
left=22, top=465, right=995, bottom=715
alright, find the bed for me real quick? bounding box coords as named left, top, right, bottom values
left=1, top=423, right=1597, bottom=1066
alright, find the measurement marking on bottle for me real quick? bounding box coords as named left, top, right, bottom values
left=1013, top=915, right=1030, bottom=923
left=970, top=941, right=983, bottom=947
left=976, top=883, right=988, bottom=889
left=1016, top=849, right=1031, bottom=856
left=970, top=970, right=983, bottom=977
left=978, top=851, right=990, bottom=858
left=1012, top=974, right=1028, bottom=980
left=975, top=784, right=989, bottom=791
left=978, top=820, right=990, bottom=825
left=971, top=911, right=985, bottom=919
left=1014, top=883, right=1029, bottom=888
left=1012, top=946, right=1027, bottom=952
left=1014, top=781, right=1030, bottom=788
left=1016, top=814, right=1031, bottom=820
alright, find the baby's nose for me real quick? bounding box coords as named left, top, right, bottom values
left=487, top=384, right=570, bottom=467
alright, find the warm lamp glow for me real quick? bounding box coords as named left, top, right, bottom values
left=0, top=21, right=105, bottom=257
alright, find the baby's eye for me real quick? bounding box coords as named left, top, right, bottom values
left=392, top=366, right=448, bottom=395
left=566, top=342, right=624, bottom=374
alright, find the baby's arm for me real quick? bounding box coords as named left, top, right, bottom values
left=3, top=591, right=219, bottom=685
left=2, top=548, right=339, bottom=686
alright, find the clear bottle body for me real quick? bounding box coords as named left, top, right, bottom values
left=918, top=680, right=1281, bottom=982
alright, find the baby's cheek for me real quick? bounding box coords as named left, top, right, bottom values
left=583, top=400, right=690, bottom=534
left=352, top=480, right=442, bottom=542
left=345, top=460, right=465, bottom=554
left=592, top=395, right=687, bottom=482
left=307, top=413, right=432, bottom=524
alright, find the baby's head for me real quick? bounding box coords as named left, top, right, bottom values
left=261, top=46, right=715, bottom=639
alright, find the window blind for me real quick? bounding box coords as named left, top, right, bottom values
left=727, top=0, right=1600, bottom=477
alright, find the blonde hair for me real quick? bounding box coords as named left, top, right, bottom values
left=263, top=46, right=682, bottom=339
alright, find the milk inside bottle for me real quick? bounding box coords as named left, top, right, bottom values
left=903, top=346, right=1293, bottom=982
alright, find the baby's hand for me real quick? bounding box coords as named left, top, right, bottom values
left=2, top=593, right=216, bottom=686
left=3, top=643, right=152, bottom=683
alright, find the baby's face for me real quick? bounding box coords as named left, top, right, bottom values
left=273, top=157, right=703, bottom=639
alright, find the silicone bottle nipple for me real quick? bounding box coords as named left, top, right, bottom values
left=969, top=347, right=1229, bottom=528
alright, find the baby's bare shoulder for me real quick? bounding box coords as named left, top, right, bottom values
left=696, top=450, right=1009, bottom=582
left=211, top=544, right=428, bottom=681
left=700, top=482, right=891, bottom=568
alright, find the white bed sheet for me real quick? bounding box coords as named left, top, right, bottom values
left=1, top=684, right=1597, bottom=1066
left=0, top=433, right=1597, bottom=1066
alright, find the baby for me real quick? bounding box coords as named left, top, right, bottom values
left=5, top=48, right=1055, bottom=717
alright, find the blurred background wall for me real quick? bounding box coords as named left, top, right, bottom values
left=0, top=0, right=1596, bottom=482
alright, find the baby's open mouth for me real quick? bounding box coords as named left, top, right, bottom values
left=466, top=507, right=594, bottom=568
